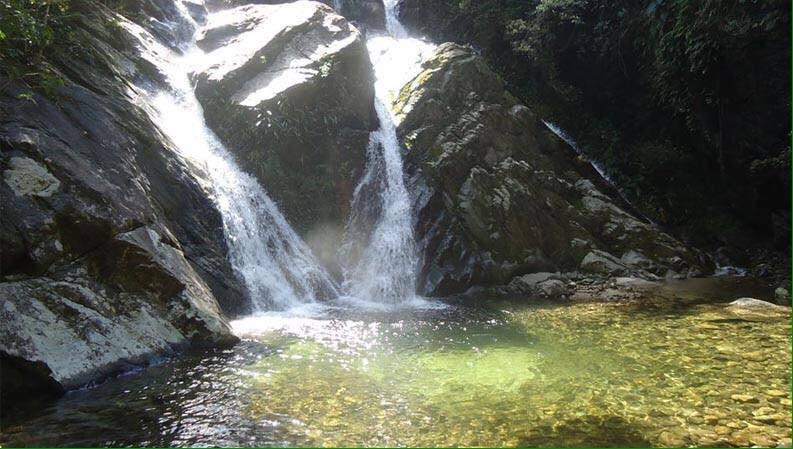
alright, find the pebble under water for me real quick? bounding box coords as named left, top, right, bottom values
left=2, top=282, right=791, bottom=447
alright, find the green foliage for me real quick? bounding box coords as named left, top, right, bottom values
left=415, top=0, right=790, bottom=247
left=0, top=0, right=73, bottom=95
left=0, top=0, right=71, bottom=61
left=0, top=0, right=133, bottom=95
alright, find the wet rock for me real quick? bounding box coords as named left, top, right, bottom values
left=332, top=0, right=386, bottom=32
left=713, top=425, right=732, bottom=435
left=395, top=43, right=711, bottom=296
left=753, top=406, right=777, bottom=416
left=752, top=263, right=773, bottom=278
left=613, top=277, right=660, bottom=289
left=508, top=272, right=556, bottom=293
left=1, top=226, right=235, bottom=393
left=193, top=1, right=376, bottom=237
left=183, top=0, right=208, bottom=22
left=726, top=298, right=790, bottom=321
left=656, top=430, right=687, bottom=447
left=703, top=415, right=720, bottom=425
left=731, top=394, right=759, bottom=403
left=581, top=250, right=630, bottom=276
left=620, top=250, right=660, bottom=274
left=536, top=279, right=569, bottom=300
left=728, top=298, right=789, bottom=312
left=750, top=434, right=780, bottom=447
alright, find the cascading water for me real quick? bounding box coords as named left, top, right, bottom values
left=382, top=0, right=409, bottom=38
left=341, top=0, right=436, bottom=303
left=122, top=11, right=339, bottom=312
left=126, top=0, right=436, bottom=311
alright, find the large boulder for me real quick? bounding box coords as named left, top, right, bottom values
left=193, top=1, right=377, bottom=242
left=395, top=43, right=712, bottom=296
left=1, top=226, right=233, bottom=393
left=1, top=3, right=241, bottom=397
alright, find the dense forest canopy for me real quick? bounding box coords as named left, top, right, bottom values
left=400, top=0, right=791, bottom=252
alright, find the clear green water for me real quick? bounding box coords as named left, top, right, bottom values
left=2, top=282, right=791, bottom=447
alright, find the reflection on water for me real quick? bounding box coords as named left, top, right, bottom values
left=2, top=286, right=790, bottom=447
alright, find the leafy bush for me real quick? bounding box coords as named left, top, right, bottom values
left=0, top=0, right=72, bottom=63
left=0, top=0, right=134, bottom=86
left=0, top=0, right=74, bottom=96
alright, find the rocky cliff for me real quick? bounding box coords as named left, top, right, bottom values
left=395, top=43, right=713, bottom=295
left=1, top=1, right=242, bottom=398
left=394, top=0, right=791, bottom=263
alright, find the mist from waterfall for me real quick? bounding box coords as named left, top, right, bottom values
left=122, top=12, right=339, bottom=312
left=341, top=0, right=436, bottom=304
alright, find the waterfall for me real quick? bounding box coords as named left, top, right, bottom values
left=121, top=11, right=339, bottom=312
left=382, top=0, right=408, bottom=38
left=122, top=0, right=436, bottom=310
left=341, top=1, right=435, bottom=303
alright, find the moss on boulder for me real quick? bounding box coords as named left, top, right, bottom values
left=396, top=43, right=712, bottom=295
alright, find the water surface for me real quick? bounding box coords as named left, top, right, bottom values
left=3, top=283, right=790, bottom=447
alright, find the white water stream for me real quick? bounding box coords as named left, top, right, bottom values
left=124, top=0, right=435, bottom=312
left=123, top=11, right=339, bottom=312
left=341, top=0, right=435, bottom=304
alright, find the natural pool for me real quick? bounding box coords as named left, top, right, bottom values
left=2, top=280, right=791, bottom=447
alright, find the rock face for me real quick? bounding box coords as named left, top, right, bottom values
left=395, top=43, right=712, bottom=296
left=1, top=2, right=242, bottom=397
left=193, top=1, right=377, bottom=239
left=333, top=0, right=385, bottom=32
left=205, top=0, right=386, bottom=31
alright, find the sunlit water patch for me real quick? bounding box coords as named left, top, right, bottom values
left=3, top=290, right=790, bottom=447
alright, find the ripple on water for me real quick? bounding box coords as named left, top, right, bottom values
left=2, top=298, right=790, bottom=447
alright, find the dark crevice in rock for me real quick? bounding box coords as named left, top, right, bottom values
left=0, top=353, right=64, bottom=402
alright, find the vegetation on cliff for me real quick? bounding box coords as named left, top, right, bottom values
left=399, top=0, right=791, bottom=252
left=0, top=0, right=181, bottom=92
